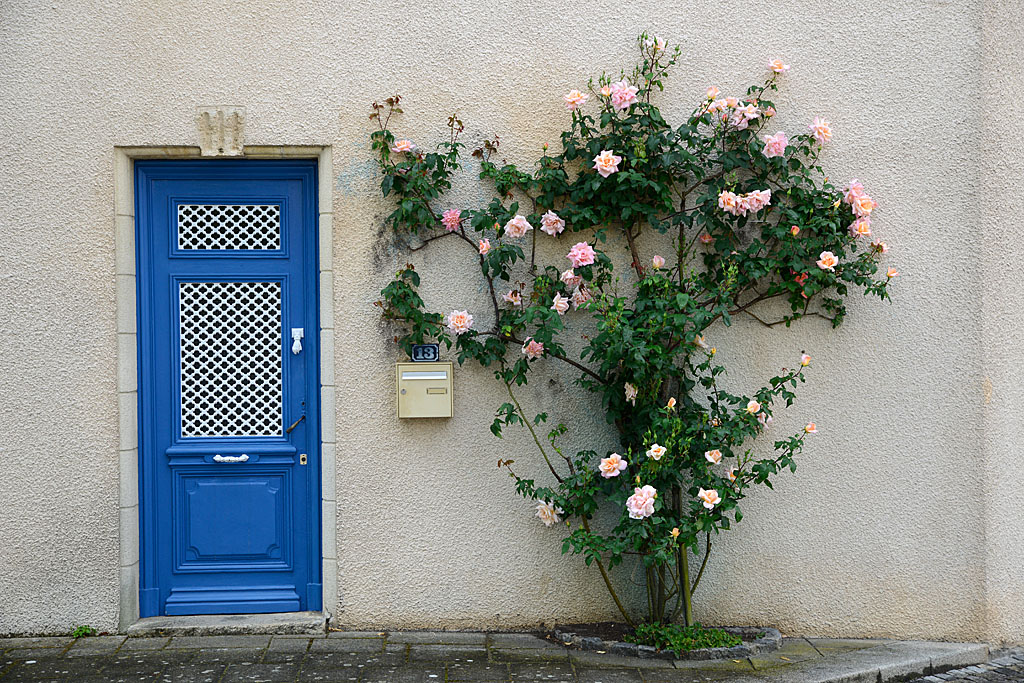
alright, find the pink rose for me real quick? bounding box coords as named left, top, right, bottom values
left=850, top=219, right=872, bottom=238
left=651, top=255, right=666, bottom=269
left=478, top=238, right=491, bottom=255
left=843, top=179, right=866, bottom=204
left=444, top=310, right=474, bottom=335
left=704, top=449, right=722, bottom=464
left=571, top=286, right=593, bottom=310
left=887, top=268, right=900, bottom=279
left=646, top=35, right=666, bottom=53
left=592, top=150, right=622, bottom=178
left=540, top=210, right=565, bottom=236
left=726, top=110, right=750, bottom=130
left=599, top=453, right=628, bottom=478
left=699, top=233, right=714, bottom=245
left=522, top=338, right=545, bottom=360
left=609, top=80, right=639, bottom=111
left=441, top=209, right=461, bottom=232
left=800, top=353, right=811, bottom=367
left=718, top=191, right=742, bottom=216
left=790, top=225, right=800, bottom=236
left=769, top=59, right=790, bottom=74
left=504, top=215, right=533, bottom=239
left=727, top=467, right=738, bottom=482
left=870, top=239, right=889, bottom=254
left=646, top=444, right=667, bottom=460
left=706, top=86, right=720, bottom=100
left=563, top=89, right=588, bottom=111
left=744, top=189, right=772, bottom=213
left=804, top=422, right=818, bottom=434
left=852, top=194, right=877, bottom=218
left=764, top=106, right=777, bottom=118
left=600, top=84, right=612, bottom=97
left=535, top=500, right=563, bottom=527
left=762, top=131, right=789, bottom=158
left=626, top=485, right=658, bottom=519
left=502, top=290, right=523, bottom=307
left=697, top=488, right=721, bottom=510
left=390, top=139, right=416, bottom=154
left=560, top=268, right=583, bottom=288
left=567, top=242, right=596, bottom=268
left=551, top=293, right=570, bottom=315
left=624, top=383, right=638, bottom=405
left=809, top=116, right=832, bottom=144
left=816, top=251, right=839, bottom=271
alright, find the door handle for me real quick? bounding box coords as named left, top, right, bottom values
left=291, top=328, right=304, bottom=354
left=285, top=414, right=305, bottom=434
left=212, top=454, right=249, bottom=463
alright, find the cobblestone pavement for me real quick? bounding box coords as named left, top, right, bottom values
left=909, top=650, right=1024, bottom=682
left=0, top=631, right=991, bottom=682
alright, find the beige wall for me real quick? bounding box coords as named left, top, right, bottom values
left=0, top=0, right=1019, bottom=642
left=980, top=0, right=1024, bottom=645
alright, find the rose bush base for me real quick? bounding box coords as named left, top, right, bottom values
left=553, top=625, right=782, bottom=660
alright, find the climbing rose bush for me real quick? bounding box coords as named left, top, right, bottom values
left=371, top=34, right=895, bottom=627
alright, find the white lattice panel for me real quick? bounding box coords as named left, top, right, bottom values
left=179, top=281, right=283, bottom=438
left=177, top=204, right=281, bottom=250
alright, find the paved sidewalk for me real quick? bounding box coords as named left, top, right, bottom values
left=909, top=649, right=1024, bottom=682
left=0, top=631, right=990, bottom=682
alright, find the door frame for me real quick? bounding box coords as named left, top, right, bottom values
left=114, top=146, right=337, bottom=628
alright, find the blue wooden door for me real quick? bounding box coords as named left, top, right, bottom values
left=135, top=159, right=321, bottom=616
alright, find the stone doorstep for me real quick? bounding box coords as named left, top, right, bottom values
left=126, top=611, right=327, bottom=637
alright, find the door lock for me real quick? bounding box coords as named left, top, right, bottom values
left=299, top=454, right=307, bottom=465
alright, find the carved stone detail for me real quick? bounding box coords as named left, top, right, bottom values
left=196, top=106, right=245, bottom=156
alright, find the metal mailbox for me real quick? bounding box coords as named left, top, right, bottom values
left=396, top=362, right=453, bottom=418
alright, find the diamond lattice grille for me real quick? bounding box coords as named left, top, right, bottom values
left=177, top=204, right=281, bottom=250
left=179, top=281, right=283, bottom=438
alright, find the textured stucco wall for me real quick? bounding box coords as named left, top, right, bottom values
left=979, top=0, right=1024, bottom=645
left=0, top=0, right=1016, bottom=641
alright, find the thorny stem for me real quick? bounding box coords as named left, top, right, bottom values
left=582, top=516, right=636, bottom=628
left=623, top=221, right=645, bottom=280
left=492, top=332, right=604, bottom=383
left=690, top=533, right=712, bottom=594
left=408, top=231, right=460, bottom=252
left=674, top=488, right=694, bottom=627
left=505, top=379, right=562, bottom=484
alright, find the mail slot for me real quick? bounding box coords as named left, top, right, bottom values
left=396, top=361, right=453, bottom=418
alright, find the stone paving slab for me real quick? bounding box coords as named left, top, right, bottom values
left=327, top=632, right=387, bottom=639
left=408, top=645, right=493, bottom=662
left=0, top=631, right=993, bottom=682
left=169, top=635, right=272, bottom=649
left=390, top=633, right=487, bottom=646
left=311, top=638, right=386, bottom=653
left=120, top=637, right=172, bottom=651
left=489, top=634, right=564, bottom=650
left=568, top=650, right=674, bottom=669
